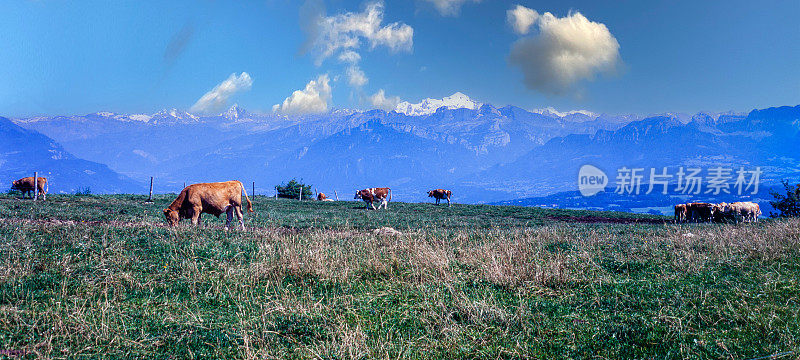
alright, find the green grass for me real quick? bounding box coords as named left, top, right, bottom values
left=0, top=194, right=799, bottom=359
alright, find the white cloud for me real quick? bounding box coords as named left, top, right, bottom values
left=273, top=75, right=332, bottom=115
left=368, top=89, right=401, bottom=111
left=423, top=0, right=481, bottom=16
left=507, top=7, right=621, bottom=95
left=190, top=72, right=252, bottom=114
left=304, top=1, right=413, bottom=65
left=338, top=50, right=362, bottom=64
left=506, top=5, right=539, bottom=34
left=346, top=66, right=368, bottom=87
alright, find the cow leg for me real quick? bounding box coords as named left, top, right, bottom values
left=235, top=206, right=246, bottom=231
left=225, top=206, right=234, bottom=230
left=447, top=197, right=451, bottom=207
left=370, top=201, right=377, bottom=210
left=382, top=198, right=388, bottom=210
left=190, top=207, right=202, bottom=226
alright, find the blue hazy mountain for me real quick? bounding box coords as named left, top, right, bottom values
left=0, top=117, right=143, bottom=194
left=8, top=100, right=799, bottom=204
left=473, top=105, right=800, bottom=198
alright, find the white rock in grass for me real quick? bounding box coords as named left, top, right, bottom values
left=373, top=227, right=403, bottom=236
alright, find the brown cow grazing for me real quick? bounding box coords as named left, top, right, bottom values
left=12, top=177, right=48, bottom=200
left=163, top=181, right=253, bottom=230
left=354, top=187, right=391, bottom=210
left=316, top=193, right=334, bottom=202
left=673, top=203, right=687, bottom=223
left=687, top=202, right=716, bottom=223
left=428, top=189, right=452, bottom=207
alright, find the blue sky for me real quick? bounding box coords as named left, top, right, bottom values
left=1, top=0, right=798, bottom=117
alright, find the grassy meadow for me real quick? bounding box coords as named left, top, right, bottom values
left=0, top=194, right=799, bottom=359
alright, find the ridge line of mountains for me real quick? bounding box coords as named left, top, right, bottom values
left=3, top=97, right=799, bottom=213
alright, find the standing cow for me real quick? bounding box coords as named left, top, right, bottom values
left=687, top=202, right=716, bottom=222
left=11, top=177, right=48, bottom=200
left=354, top=187, right=392, bottom=210
left=428, top=189, right=452, bottom=207
left=163, top=181, right=253, bottom=230
left=727, top=202, right=761, bottom=222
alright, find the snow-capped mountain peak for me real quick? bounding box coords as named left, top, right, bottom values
left=395, top=92, right=482, bottom=116
left=150, top=108, right=199, bottom=124
left=223, top=104, right=248, bottom=121
left=529, top=107, right=596, bottom=119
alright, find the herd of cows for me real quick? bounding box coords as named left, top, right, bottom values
left=9, top=177, right=453, bottom=230
left=673, top=201, right=761, bottom=223
left=10, top=176, right=761, bottom=228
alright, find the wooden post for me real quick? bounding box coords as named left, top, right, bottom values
left=298, top=185, right=302, bottom=201
left=33, top=172, right=38, bottom=201
left=183, top=182, right=186, bottom=189
left=252, top=181, right=255, bottom=197
left=334, top=190, right=338, bottom=201
left=146, top=177, right=154, bottom=202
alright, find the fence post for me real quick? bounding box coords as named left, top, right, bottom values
left=334, top=190, right=338, bottom=201
left=252, top=181, right=255, bottom=197
left=299, top=185, right=302, bottom=201
left=146, top=176, right=154, bottom=202
left=33, top=172, right=38, bottom=201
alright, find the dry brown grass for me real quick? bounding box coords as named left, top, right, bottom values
left=1, top=207, right=799, bottom=358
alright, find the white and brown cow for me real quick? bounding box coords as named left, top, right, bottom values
left=354, top=187, right=391, bottom=210
left=317, top=193, right=334, bottom=202
left=12, top=177, right=48, bottom=200
left=427, top=189, right=452, bottom=207
left=726, top=201, right=761, bottom=222
left=163, top=181, right=253, bottom=230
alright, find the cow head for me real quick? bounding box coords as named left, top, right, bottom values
left=163, top=208, right=179, bottom=226
left=427, top=190, right=434, bottom=197
left=354, top=190, right=362, bottom=200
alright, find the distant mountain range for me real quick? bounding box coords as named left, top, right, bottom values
left=6, top=94, right=800, bottom=208
left=0, top=117, right=143, bottom=194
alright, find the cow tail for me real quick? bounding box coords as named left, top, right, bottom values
left=389, top=188, right=392, bottom=202
left=239, top=181, right=254, bottom=212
